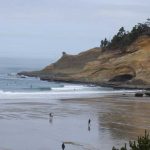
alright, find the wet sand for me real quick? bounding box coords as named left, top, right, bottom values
left=0, top=94, right=150, bottom=150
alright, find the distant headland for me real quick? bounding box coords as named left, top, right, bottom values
left=18, top=19, right=150, bottom=89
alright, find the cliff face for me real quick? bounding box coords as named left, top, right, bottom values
left=19, top=36, right=150, bottom=89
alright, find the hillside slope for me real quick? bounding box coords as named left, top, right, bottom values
left=19, top=36, right=150, bottom=89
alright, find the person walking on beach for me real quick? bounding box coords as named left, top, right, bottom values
left=62, top=142, right=65, bottom=150
left=88, top=119, right=91, bottom=126
left=49, top=113, right=53, bottom=118
left=88, top=119, right=91, bottom=131
left=49, top=113, right=53, bottom=123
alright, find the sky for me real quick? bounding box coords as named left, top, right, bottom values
left=0, top=0, right=149, bottom=60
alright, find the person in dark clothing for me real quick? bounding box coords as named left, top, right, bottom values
left=49, top=113, right=53, bottom=124
left=62, top=142, right=65, bottom=150
left=88, top=119, right=91, bottom=126
left=49, top=113, right=53, bottom=118
left=88, top=119, right=91, bottom=131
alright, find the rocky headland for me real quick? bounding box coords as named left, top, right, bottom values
left=18, top=35, right=150, bottom=89
left=18, top=19, right=150, bottom=89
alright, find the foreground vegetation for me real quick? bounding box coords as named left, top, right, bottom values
left=112, top=130, right=150, bottom=150
left=100, top=19, right=150, bottom=52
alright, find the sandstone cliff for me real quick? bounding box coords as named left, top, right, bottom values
left=19, top=36, right=150, bottom=89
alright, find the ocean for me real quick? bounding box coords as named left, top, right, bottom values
left=0, top=58, right=136, bottom=99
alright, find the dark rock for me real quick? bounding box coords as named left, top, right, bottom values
left=145, top=92, right=150, bottom=97
left=135, top=93, right=143, bottom=97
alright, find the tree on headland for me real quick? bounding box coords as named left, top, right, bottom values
left=100, top=19, right=150, bottom=52
left=117, top=27, right=126, bottom=37
left=100, top=38, right=109, bottom=50
left=62, top=51, right=66, bottom=55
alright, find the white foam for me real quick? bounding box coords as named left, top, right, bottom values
left=51, top=84, right=98, bottom=91
left=0, top=88, right=139, bottom=99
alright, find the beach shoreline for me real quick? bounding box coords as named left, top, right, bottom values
left=17, top=72, right=150, bottom=90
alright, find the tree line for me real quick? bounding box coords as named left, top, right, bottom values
left=100, top=19, right=150, bottom=52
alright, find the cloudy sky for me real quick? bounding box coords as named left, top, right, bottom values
left=0, top=0, right=149, bottom=59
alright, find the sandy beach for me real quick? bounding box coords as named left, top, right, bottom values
left=0, top=93, right=150, bottom=150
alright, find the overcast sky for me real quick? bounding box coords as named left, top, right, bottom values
left=0, top=0, right=149, bottom=59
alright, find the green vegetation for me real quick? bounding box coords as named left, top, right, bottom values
left=100, top=19, right=150, bottom=52
left=112, top=130, right=150, bottom=150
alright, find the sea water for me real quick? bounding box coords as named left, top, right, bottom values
left=0, top=58, right=135, bottom=99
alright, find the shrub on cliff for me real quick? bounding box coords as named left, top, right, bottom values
left=101, top=19, right=150, bottom=52
left=112, top=130, right=150, bottom=150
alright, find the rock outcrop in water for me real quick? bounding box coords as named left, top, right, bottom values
left=18, top=35, right=150, bottom=89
